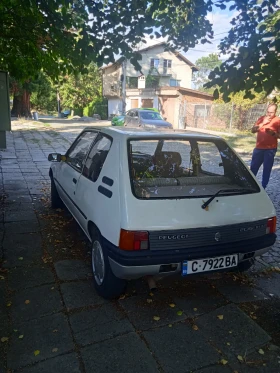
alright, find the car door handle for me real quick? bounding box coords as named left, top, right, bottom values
left=73, top=178, right=77, bottom=184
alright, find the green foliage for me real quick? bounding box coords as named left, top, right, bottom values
left=146, top=69, right=160, bottom=88
left=59, top=63, right=102, bottom=112
left=30, top=72, right=57, bottom=112
left=193, top=54, right=222, bottom=93
left=126, top=77, right=138, bottom=89
left=84, top=97, right=108, bottom=119
left=1, top=0, right=279, bottom=103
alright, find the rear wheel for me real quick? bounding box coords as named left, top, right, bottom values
left=50, top=177, right=63, bottom=209
left=90, top=228, right=126, bottom=299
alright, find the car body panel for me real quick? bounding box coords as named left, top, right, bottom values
left=50, top=127, right=276, bottom=279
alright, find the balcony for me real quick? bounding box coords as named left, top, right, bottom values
left=149, top=67, right=172, bottom=76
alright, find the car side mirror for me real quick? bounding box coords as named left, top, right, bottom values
left=48, top=153, right=65, bottom=162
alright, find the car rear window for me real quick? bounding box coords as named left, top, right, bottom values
left=128, top=138, right=259, bottom=199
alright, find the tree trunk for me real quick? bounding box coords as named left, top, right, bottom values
left=11, top=89, right=32, bottom=118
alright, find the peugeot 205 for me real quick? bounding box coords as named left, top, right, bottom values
left=48, top=127, right=276, bottom=299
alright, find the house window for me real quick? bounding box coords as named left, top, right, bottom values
left=170, top=79, right=180, bottom=87
left=150, top=58, right=160, bottom=69
left=163, top=59, right=172, bottom=68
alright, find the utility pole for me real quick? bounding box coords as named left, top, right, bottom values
left=122, top=59, right=127, bottom=114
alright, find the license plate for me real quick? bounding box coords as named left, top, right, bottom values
left=182, top=254, right=238, bottom=276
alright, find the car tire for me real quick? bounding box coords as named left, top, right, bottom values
left=237, top=259, right=254, bottom=272
left=90, top=228, right=126, bottom=299
left=50, top=177, right=64, bottom=209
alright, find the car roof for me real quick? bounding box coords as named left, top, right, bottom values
left=82, top=126, right=222, bottom=140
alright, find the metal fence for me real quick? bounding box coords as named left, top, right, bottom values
left=179, top=102, right=272, bottom=132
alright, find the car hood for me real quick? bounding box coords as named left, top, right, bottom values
left=141, top=119, right=172, bottom=127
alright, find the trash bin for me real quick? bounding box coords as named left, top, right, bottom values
left=32, top=112, right=38, bottom=120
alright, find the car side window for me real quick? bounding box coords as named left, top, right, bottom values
left=83, top=135, right=112, bottom=182
left=67, top=132, right=97, bottom=172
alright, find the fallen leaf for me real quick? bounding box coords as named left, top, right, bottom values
left=6, top=302, right=12, bottom=307
left=147, top=299, right=153, bottom=304
left=25, top=300, right=30, bottom=305
left=153, top=316, right=160, bottom=321
left=0, top=275, right=5, bottom=280
left=177, top=311, right=183, bottom=316
left=18, top=335, right=24, bottom=339
left=168, top=324, right=172, bottom=328
left=237, top=355, right=244, bottom=362
left=52, top=348, right=58, bottom=352
left=13, top=329, right=18, bottom=332
left=217, top=315, right=224, bottom=320
left=220, top=359, right=228, bottom=365
left=193, top=308, right=198, bottom=311
left=1, top=337, right=8, bottom=343
left=258, top=349, right=265, bottom=355
left=169, top=303, right=175, bottom=308
left=18, top=257, right=23, bottom=261
left=192, top=325, right=199, bottom=331
left=226, top=342, right=231, bottom=346
left=149, top=292, right=154, bottom=297
left=52, top=329, right=58, bottom=333
left=34, top=350, right=40, bottom=356
left=229, top=331, right=233, bottom=334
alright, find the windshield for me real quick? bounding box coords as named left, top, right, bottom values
left=128, top=138, right=260, bottom=199
left=139, top=111, right=163, bottom=120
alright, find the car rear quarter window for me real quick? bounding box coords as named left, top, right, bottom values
left=83, top=135, right=112, bottom=182
left=128, top=138, right=259, bottom=199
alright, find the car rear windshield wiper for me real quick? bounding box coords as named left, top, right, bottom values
left=201, top=188, right=256, bottom=210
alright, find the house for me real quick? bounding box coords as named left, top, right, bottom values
left=101, top=42, right=214, bottom=128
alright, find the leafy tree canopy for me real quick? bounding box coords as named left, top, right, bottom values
left=193, top=54, right=222, bottom=93
left=1, top=0, right=279, bottom=100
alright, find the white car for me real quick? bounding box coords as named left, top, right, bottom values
left=48, top=127, right=277, bottom=299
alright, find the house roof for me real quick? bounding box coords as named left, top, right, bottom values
left=158, top=86, right=213, bottom=99
left=100, top=42, right=199, bottom=71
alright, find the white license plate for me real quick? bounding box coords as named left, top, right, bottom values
left=182, top=254, right=238, bottom=276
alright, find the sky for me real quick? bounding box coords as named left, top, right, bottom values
left=143, top=7, right=237, bottom=65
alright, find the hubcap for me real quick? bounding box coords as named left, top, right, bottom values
left=92, top=240, right=105, bottom=285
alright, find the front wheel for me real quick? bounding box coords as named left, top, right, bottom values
left=50, top=177, right=63, bottom=209
left=91, top=231, right=126, bottom=299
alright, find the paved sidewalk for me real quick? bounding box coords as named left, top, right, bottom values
left=0, top=121, right=280, bottom=373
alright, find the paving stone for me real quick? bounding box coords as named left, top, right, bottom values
left=7, top=313, right=74, bottom=370
left=143, top=323, right=220, bottom=373
left=4, top=193, right=33, bottom=203
left=70, top=304, right=134, bottom=346
left=228, top=344, right=280, bottom=373
left=173, top=281, right=226, bottom=317
left=196, top=304, right=271, bottom=357
left=196, top=366, right=232, bottom=373
left=119, top=292, right=187, bottom=331
left=215, top=283, right=266, bottom=303
left=61, top=281, right=105, bottom=310
left=4, top=209, right=37, bottom=223
left=11, top=284, right=63, bottom=322
left=81, top=332, right=159, bottom=373
left=8, top=266, right=55, bottom=291
left=55, top=260, right=92, bottom=281
left=5, top=220, right=40, bottom=234
left=3, top=233, right=43, bottom=268
left=20, top=353, right=81, bottom=373
left=256, top=273, right=280, bottom=298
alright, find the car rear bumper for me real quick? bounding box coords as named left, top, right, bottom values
left=103, top=234, right=276, bottom=279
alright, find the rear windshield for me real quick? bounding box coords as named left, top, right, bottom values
left=128, top=138, right=260, bottom=199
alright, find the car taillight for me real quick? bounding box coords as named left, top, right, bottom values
left=119, top=229, right=149, bottom=251
left=266, top=217, right=276, bottom=234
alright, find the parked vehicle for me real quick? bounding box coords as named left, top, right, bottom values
left=124, top=109, right=172, bottom=129
left=48, top=127, right=276, bottom=299
left=111, top=115, right=125, bottom=126
left=62, top=109, right=71, bottom=118
left=112, top=108, right=159, bottom=127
